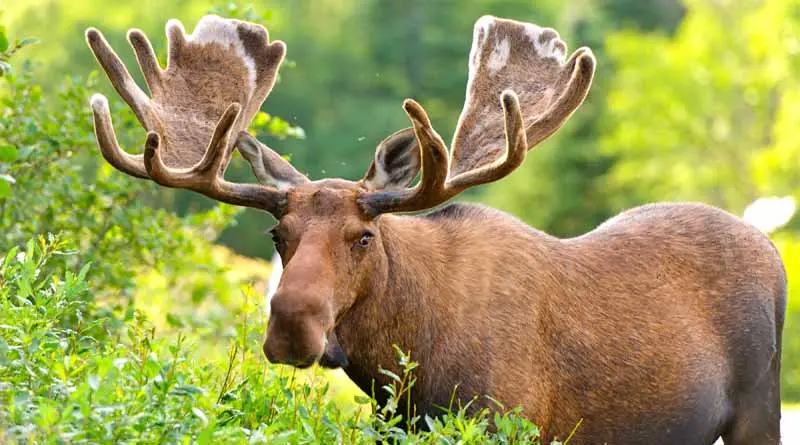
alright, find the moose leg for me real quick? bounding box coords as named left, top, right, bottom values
left=722, top=353, right=782, bottom=445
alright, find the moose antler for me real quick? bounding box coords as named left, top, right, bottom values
left=86, top=15, right=306, bottom=213
left=360, top=16, right=595, bottom=215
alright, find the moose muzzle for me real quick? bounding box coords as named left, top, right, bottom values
left=263, top=292, right=332, bottom=368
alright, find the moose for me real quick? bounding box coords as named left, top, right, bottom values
left=84, top=14, right=786, bottom=445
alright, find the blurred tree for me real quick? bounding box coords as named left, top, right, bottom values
left=602, top=0, right=800, bottom=212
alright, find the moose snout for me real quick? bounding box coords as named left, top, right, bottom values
left=263, top=293, right=331, bottom=368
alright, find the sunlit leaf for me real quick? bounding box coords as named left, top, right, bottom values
left=16, top=37, right=40, bottom=49
left=0, top=26, right=8, bottom=53
left=0, top=145, right=18, bottom=162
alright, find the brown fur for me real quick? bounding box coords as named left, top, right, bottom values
left=268, top=190, right=785, bottom=445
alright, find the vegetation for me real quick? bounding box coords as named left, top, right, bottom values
left=0, top=236, right=553, bottom=444
left=1, top=0, right=799, bottom=443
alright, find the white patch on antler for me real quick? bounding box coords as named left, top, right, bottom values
left=523, top=23, right=566, bottom=62
left=463, top=16, right=496, bottom=115
left=469, top=16, right=495, bottom=78
left=90, top=93, right=109, bottom=113
left=487, top=38, right=510, bottom=73
left=178, top=15, right=258, bottom=92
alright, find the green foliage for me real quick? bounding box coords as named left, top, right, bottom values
left=771, top=233, right=800, bottom=401
left=602, top=0, right=800, bottom=211
left=0, top=24, right=38, bottom=79
left=0, top=236, right=554, bottom=444
left=0, top=56, right=244, bottom=300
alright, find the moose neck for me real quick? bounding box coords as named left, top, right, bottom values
left=334, top=210, right=458, bottom=411
left=331, top=203, right=569, bottom=425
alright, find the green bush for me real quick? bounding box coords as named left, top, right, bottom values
left=0, top=235, right=552, bottom=444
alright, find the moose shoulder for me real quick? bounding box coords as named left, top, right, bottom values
left=84, top=13, right=786, bottom=445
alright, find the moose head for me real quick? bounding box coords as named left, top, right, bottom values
left=85, top=15, right=594, bottom=368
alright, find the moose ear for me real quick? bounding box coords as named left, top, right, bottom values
left=362, top=128, right=421, bottom=191
left=237, top=131, right=309, bottom=189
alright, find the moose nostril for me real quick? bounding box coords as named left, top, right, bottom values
left=263, top=342, right=277, bottom=363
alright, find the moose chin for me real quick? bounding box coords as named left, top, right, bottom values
left=83, top=13, right=786, bottom=445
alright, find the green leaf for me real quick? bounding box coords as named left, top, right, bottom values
left=0, top=338, right=8, bottom=364
left=378, top=368, right=401, bottom=383
left=165, top=312, right=184, bottom=328
left=36, top=400, right=59, bottom=429
left=1, top=247, right=18, bottom=273
left=0, top=145, right=18, bottom=162
left=0, top=26, right=8, bottom=53
left=16, top=37, right=40, bottom=49
left=354, top=395, right=372, bottom=405
left=196, top=424, right=214, bottom=445
left=192, top=407, right=209, bottom=428
left=0, top=180, right=10, bottom=198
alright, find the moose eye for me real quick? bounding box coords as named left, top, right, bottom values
left=356, top=231, right=374, bottom=248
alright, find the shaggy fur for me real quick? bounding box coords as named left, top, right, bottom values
left=263, top=178, right=785, bottom=444
left=333, top=201, right=786, bottom=444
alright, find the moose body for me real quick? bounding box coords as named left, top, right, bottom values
left=330, top=200, right=785, bottom=444
left=84, top=13, right=786, bottom=445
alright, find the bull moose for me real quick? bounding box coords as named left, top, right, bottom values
left=84, top=13, right=786, bottom=444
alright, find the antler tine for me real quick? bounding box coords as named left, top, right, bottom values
left=90, top=94, right=150, bottom=179
left=143, top=103, right=287, bottom=212
left=445, top=89, right=527, bottom=191
left=127, top=28, right=164, bottom=97
left=85, top=28, right=157, bottom=130
left=359, top=15, right=595, bottom=215
left=359, top=100, right=449, bottom=215
left=526, top=47, right=595, bottom=144
left=85, top=26, right=166, bottom=180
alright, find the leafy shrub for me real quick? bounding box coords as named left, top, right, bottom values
left=0, top=235, right=552, bottom=444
